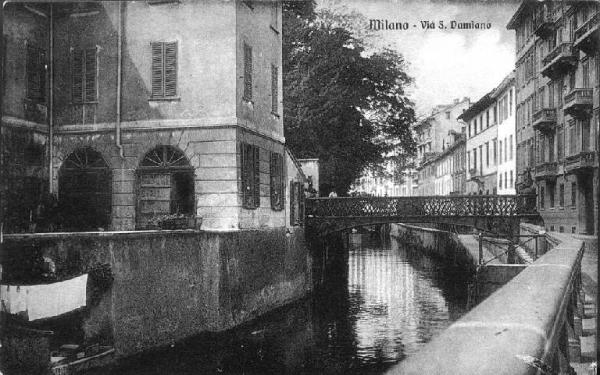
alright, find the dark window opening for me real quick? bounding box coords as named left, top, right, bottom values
left=243, top=43, right=253, bottom=101
left=59, top=147, right=111, bottom=231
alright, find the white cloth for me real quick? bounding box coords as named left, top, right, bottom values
left=0, top=274, right=88, bottom=321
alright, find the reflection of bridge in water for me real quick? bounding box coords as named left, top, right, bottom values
left=305, top=194, right=539, bottom=235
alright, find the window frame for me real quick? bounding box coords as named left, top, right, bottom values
left=26, top=42, right=46, bottom=103
left=243, top=42, right=253, bottom=102
left=71, top=46, right=98, bottom=104
left=241, top=142, right=260, bottom=209
left=150, top=41, right=179, bottom=100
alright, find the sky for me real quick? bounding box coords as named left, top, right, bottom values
left=318, top=0, right=520, bottom=117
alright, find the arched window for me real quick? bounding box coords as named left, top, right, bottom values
left=59, top=147, right=111, bottom=231
left=137, top=146, right=194, bottom=229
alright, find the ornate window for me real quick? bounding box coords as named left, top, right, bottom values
left=136, top=146, right=194, bottom=228
left=59, top=147, right=111, bottom=231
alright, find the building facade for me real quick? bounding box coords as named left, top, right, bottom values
left=415, top=131, right=466, bottom=196
left=460, top=73, right=516, bottom=195
left=508, top=1, right=599, bottom=235
left=2, top=1, right=307, bottom=233
left=413, top=97, right=470, bottom=166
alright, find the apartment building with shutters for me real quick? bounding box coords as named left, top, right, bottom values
left=507, top=1, right=599, bottom=235
left=1, top=0, right=306, bottom=233
left=460, top=74, right=516, bottom=196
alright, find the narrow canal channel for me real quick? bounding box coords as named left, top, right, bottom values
left=89, top=233, right=471, bottom=375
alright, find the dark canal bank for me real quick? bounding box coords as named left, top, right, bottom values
left=86, top=233, right=471, bottom=375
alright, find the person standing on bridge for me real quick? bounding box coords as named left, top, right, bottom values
left=328, top=191, right=338, bottom=198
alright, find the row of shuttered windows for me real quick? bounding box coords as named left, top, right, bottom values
left=23, top=41, right=279, bottom=114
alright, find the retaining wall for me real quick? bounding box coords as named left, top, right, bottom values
left=1, top=227, right=311, bottom=360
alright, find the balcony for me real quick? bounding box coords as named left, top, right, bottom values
left=565, top=151, right=597, bottom=174
left=574, top=12, right=599, bottom=55
left=534, top=161, right=558, bottom=181
left=532, top=108, right=557, bottom=132
left=541, top=43, right=577, bottom=79
left=564, top=88, right=593, bottom=119
left=533, top=13, right=554, bottom=38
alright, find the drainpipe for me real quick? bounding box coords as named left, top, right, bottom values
left=115, top=2, right=124, bottom=159
left=48, top=4, right=54, bottom=193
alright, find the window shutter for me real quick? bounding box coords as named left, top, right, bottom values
left=72, top=49, right=84, bottom=103
left=270, top=152, right=277, bottom=208
left=84, top=48, right=97, bottom=102
left=290, top=181, right=296, bottom=225
left=271, top=64, right=278, bottom=113
left=164, top=42, right=177, bottom=97
left=243, top=43, right=252, bottom=100
left=151, top=42, right=164, bottom=97
left=253, top=146, right=260, bottom=207
left=26, top=45, right=39, bottom=99
left=241, top=143, right=251, bottom=208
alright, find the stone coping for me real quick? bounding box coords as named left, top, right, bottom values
left=385, top=226, right=584, bottom=375
left=1, top=228, right=286, bottom=242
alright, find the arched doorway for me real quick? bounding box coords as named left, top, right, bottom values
left=58, top=147, right=111, bottom=231
left=136, top=146, right=194, bottom=229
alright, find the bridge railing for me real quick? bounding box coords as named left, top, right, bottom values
left=385, top=232, right=584, bottom=375
left=306, top=194, right=538, bottom=218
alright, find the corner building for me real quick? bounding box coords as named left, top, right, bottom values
left=508, top=1, right=599, bottom=235
left=2, top=1, right=306, bottom=233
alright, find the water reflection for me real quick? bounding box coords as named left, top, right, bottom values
left=89, top=234, right=469, bottom=375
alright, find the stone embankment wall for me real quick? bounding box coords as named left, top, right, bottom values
left=389, top=223, right=476, bottom=274
left=1, top=228, right=311, bottom=359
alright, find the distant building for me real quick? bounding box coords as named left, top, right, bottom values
left=416, top=130, right=466, bottom=196
left=507, top=1, right=599, bottom=234
left=459, top=73, right=516, bottom=195
left=413, top=98, right=471, bottom=166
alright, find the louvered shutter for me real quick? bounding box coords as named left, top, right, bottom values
left=243, top=43, right=252, bottom=100
left=290, top=181, right=296, bottom=225
left=271, top=65, right=278, bottom=113
left=84, top=48, right=97, bottom=102
left=164, top=42, right=177, bottom=97
left=151, top=42, right=164, bottom=97
left=241, top=143, right=251, bottom=208
left=72, top=49, right=84, bottom=103
left=253, top=146, right=260, bottom=207
left=26, top=45, right=39, bottom=100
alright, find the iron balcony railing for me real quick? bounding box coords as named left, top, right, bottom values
left=534, top=161, right=558, bottom=179
left=305, top=194, right=539, bottom=219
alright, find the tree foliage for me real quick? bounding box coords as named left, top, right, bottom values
left=283, top=2, right=416, bottom=195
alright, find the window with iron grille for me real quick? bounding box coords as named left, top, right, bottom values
left=559, top=183, right=565, bottom=207
left=241, top=143, right=260, bottom=209
left=27, top=44, right=46, bottom=102
left=270, top=152, right=284, bottom=211
left=243, top=43, right=253, bottom=101
left=271, top=64, right=278, bottom=115
left=151, top=41, right=178, bottom=99
left=72, top=47, right=97, bottom=103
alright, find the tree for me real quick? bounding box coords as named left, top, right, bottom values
left=283, top=3, right=416, bottom=195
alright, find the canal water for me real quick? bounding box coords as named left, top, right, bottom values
left=90, top=233, right=470, bottom=375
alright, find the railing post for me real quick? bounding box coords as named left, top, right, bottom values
left=478, top=232, right=483, bottom=266
left=534, top=235, right=538, bottom=260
